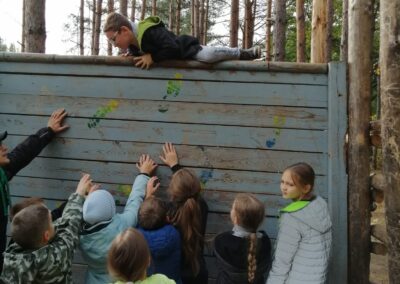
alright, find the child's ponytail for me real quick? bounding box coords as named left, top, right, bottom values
left=247, top=233, right=258, bottom=283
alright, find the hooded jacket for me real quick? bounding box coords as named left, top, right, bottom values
left=79, top=174, right=148, bottom=284
left=138, top=225, right=182, bottom=284
left=267, top=196, right=332, bottom=284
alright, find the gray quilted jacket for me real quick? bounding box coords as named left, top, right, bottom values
left=267, top=196, right=332, bottom=284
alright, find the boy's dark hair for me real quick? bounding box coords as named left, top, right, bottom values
left=107, top=228, right=150, bottom=282
left=12, top=204, right=50, bottom=249
left=103, top=12, right=132, bottom=33
left=138, top=197, right=167, bottom=230
left=10, top=197, right=44, bottom=221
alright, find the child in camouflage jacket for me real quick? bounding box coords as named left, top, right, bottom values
left=0, top=174, right=92, bottom=284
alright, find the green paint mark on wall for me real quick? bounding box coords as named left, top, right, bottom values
left=88, top=100, right=119, bottom=128
left=116, top=184, right=131, bottom=197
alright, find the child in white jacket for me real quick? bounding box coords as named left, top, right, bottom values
left=267, top=163, right=332, bottom=284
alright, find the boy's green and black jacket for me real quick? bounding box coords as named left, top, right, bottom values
left=0, top=127, right=55, bottom=270
left=128, top=16, right=202, bottom=62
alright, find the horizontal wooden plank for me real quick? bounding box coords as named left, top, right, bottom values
left=0, top=59, right=329, bottom=84
left=0, top=94, right=328, bottom=130
left=9, top=177, right=288, bottom=216
left=0, top=115, right=327, bottom=152
left=0, top=73, right=328, bottom=107
left=10, top=157, right=328, bottom=196
left=5, top=135, right=328, bottom=174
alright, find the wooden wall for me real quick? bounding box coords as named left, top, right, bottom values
left=0, top=53, right=347, bottom=284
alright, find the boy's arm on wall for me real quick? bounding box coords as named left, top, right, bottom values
left=266, top=214, right=301, bottom=284
left=119, top=174, right=149, bottom=227
left=4, top=127, right=55, bottom=181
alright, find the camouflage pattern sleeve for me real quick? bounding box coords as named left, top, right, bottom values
left=54, top=192, right=85, bottom=251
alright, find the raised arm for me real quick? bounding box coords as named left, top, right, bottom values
left=4, top=109, right=69, bottom=181
left=119, top=154, right=157, bottom=227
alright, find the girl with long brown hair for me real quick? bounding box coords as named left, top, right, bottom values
left=160, top=143, right=208, bottom=284
left=214, top=193, right=271, bottom=284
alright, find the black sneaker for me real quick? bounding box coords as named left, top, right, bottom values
left=239, top=46, right=261, bottom=60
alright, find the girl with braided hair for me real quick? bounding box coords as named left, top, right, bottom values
left=214, top=193, right=272, bottom=284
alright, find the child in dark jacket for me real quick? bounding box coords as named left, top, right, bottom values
left=214, top=193, right=272, bottom=284
left=103, top=12, right=261, bottom=69
left=138, top=195, right=182, bottom=284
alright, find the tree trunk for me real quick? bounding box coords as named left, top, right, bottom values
left=141, top=0, right=146, bottom=20
left=199, top=0, right=205, bottom=44
left=80, top=0, right=85, bottom=55
left=296, top=0, right=305, bottom=62
left=93, top=0, right=103, bottom=55
left=91, top=0, right=96, bottom=55
left=273, top=0, right=286, bottom=61
left=168, top=0, right=174, bottom=31
left=152, top=0, right=156, bottom=16
left=120, top=0, right=128, bottom=16
left=230, top=0, right=239, bottom=47
left=326, top=0, right=333, bottom=62
left=311, top=0, right=327, bottom=63
left=340, top=0, right=348, bottom=61
left=21, top=0, right=26, bottom=52
left=191, top=0, right=195, bottom=36
left=203, top=0, right=209, bottom=44
left=107, top=0, right=114, bottom=56
left=24, top=0, right=46, bottom=53
left=348, top=0, right=375, bottom=282
left=130, top=0, right=136, bottom=21
left=380, top=0, right=400, bottom=282
left=265, top=0, right=272, bottom=61
left=194, top=0, right=200, bottom=39
left=175, top=0, right=181, bottom=35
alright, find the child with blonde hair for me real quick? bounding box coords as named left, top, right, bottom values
left=267, top=163, right=332, bottom=284
left=214, top=193, right=272, bottom=284
left=107, top=228, right=175, bottom=284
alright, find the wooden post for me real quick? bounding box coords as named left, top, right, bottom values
left=380, top=0, right=400, bottom=282
left=348, top=0, right=374, bottom=282
left=296, top=0, right=305, bottom=62
left=311, top=0, right=327, bottom=63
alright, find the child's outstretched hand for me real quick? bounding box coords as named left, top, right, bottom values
left=146, top=176, right=160, bottom=199
left=159, top=142, right=178, bottom=168
left=76, top=174, right=92, bottom=196
left=47, top=108, right=69, bottom=133
left=136, top=154, right=158, bottom=175
left=133, top=53, right=153, bottom=69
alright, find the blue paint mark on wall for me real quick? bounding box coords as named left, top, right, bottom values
left=266, top=116, right=286, bottom=148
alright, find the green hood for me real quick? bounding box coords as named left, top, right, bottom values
left=137, top=16, right=162, bottom=50
left=280, top=200, right=310, bottom=213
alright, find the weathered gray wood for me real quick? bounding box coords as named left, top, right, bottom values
left=327, top=62, right=347, bottom=284
left=0, top=94, right=328, bottom=130
left=0, top=115, right=327, bottom=152
left=10, top=155, right=328, bottom=197
left=9, top=176, right=289, bottom=216
left=0, top=52, right=329, bottom=74
left=5, top=135, right=328, bottom=176
left=71, top=264, right=87, bottom=284
left=0, top=74, right=328, bottom=108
